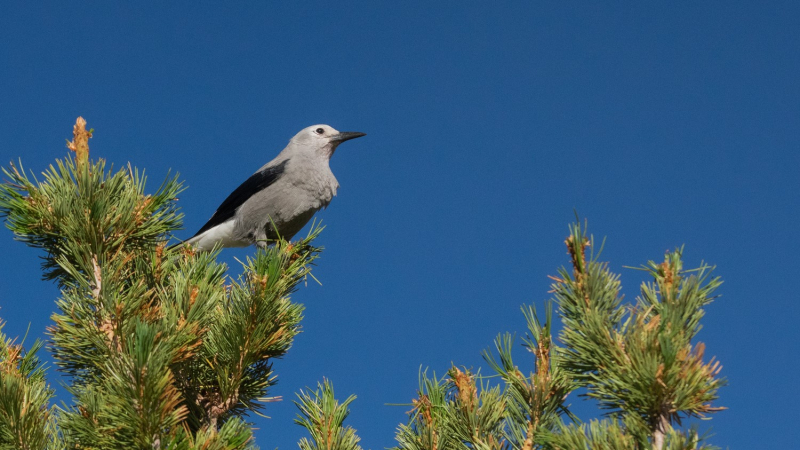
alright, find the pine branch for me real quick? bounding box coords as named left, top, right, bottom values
left=444, top=367, right=506, bottom=450
left=544, top=418, right=719, bottom=450
left=0, top=156, right=184, bottom=283
left=194, top=229, right=321, bottom=429
left=0, top=118, right=323, bottom=448
left=550, top=221, right=725, bottom=450
left=294, top=379, right=363, bottom=450
left=0, top=321, right=60, bottom=450
left=393, top=370, right=451, bottom=450
left=551, top=223, right=627, bottom=382
left=482, top=303, right=575, bottom=450
left=393, top=368, right=507, bottom=450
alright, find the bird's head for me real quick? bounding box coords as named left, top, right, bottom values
left=290, top=125, right=366, bottom=159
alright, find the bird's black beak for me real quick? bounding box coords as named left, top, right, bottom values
left=330, top=131, right=366, bottom=143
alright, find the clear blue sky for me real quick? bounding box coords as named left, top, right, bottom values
left=1, top=2, right=798, bottom=448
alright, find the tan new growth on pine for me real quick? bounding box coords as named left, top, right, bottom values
left=66, top=116, right=92, bottom=168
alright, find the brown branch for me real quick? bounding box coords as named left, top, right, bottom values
left=522, top=420, right=534, bottom=450
left=651, top=407, right=670, bottom=450
left=204, top=388, right=240, bottom=430
left=91, top=255, right=102, bottom=300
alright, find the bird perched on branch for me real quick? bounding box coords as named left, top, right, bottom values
left=182, top=125, right=366, bottom=251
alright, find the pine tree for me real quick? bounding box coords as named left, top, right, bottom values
left=382, top=223, right=725, bottom=450
left=0, top=118, right=322, bottom=449
left=0, top=119, right=725, bottom=449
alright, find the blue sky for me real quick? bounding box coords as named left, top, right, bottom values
left=1, top=2, right=798, bottom=448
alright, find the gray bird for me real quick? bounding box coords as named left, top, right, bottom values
left=184, top=125, right=366, bottom=251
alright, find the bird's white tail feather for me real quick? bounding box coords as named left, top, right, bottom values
left=185, top=220, right=248, bottom=251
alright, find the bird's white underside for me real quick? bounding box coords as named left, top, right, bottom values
left=185, top=220, right=248, bottom=251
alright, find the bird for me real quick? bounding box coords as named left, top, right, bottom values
left=181, top=124, right=366, bottom=251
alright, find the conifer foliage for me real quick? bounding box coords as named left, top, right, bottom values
left=386, top=224, right=726, bottom=450
left=0, top=119, right=320, bottom=449
left=0, top=119, right=726, bottom=449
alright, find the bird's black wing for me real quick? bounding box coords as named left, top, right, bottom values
left=191, top=159, right=289, bottom=238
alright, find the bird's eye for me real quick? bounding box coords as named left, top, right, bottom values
left=315, top=128, right=325, bottom=135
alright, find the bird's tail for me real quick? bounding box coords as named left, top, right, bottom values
left=167, top=235, right=195, bottom=251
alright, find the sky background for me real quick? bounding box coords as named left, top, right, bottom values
left=1, top=2, right=798, bottom=448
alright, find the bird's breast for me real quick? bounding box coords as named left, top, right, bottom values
left=291, top=163, right=337, bottom=207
